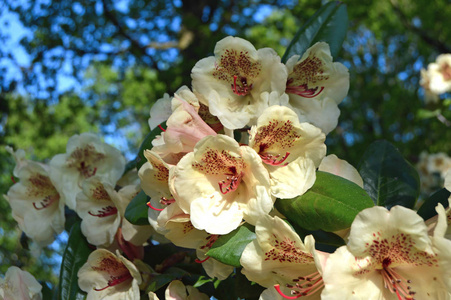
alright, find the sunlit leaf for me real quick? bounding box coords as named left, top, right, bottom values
left=276, top=171, right=374, bottom=232
left=207, top=223, right=256, bottom=267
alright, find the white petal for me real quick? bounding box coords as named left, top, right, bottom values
left=318, top=154, right=364, bottom=188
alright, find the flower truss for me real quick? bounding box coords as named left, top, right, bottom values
left=4, top=32, right=451, bottom=300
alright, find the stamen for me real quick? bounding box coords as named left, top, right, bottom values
left=274, top=285, right=303, bottom=299
left=231, top=75, right=253, bottom=96
left=147, top=201, right=164, bottom=212
left=93, top=273, right=132, bottom=291
left=218, top=172, right=243, bottom=194
left=380, top=266, right=414, bottom=300
left=158, top=124, right=166, bottom=132
left=260, top=152, right=290, bottom=166
left=160, top=197, right=175, bottom=205
left=88, top=206, right=118, bottom=217
left=11, top=176, right=16, bottom=183
left=32, top=195, right=57, bottom=210
left=195, top=256, right=210, bottom=263
left=286, top=80, right=324, bottom=98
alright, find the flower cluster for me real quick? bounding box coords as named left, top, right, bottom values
left=416, top=151, right=451, bottom=196
left=4, top=35, right=451, bottom=300
left=420, top=54, right=451, bottom=104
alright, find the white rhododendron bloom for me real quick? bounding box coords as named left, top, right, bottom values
left=318, top=154, right=364, bottom=188
left=5, top=147, right=65, bottom=247
left=78, top=249, right=142, bottom=299
left=322, top=206, right=451, bottom=299
left=192, top=36, right=288, bottom=129
left=76, top=178, right=123, bottom=247
left=428, top=54, right=451, bottom=95
left=420, top=68, right=440, bottom=104
left=284, top=42, right=349, bottom=134
left=170, top=134, right=273, bottom=234
left=240, top=215, right=327, bottom=299
left=0, top=266, right=42, bottom=300
left=148, top=280, right=209, bottom=300
left=49, top=133, right=126, bottom=209
left=249, top=105, right=326, bottom=198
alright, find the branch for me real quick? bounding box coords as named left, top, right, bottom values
left=389, top=0, right=451, bottom=54
left=101, top=0, right=160, bottom=70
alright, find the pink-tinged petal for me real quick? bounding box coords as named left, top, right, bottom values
left=1, top=266, right=42, bottom=300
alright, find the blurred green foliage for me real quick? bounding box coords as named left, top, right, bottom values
left=0, top=0, right=450, bottom=288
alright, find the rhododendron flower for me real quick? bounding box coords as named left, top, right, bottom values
left=0, top=266, right=42, bottom=300
left=420, top=68, right=440, bottom=104
left=49, top=133, right=126, bottom=209
left=240, top=215, right=327, bottom=299
left=428, top=54, right=451, bottom=94
left=322, top=206, right=451, bottom=299
left=284, top=42, right=349, bottom=134
left=318, top=154, right=364, bottom=188
left=249, top=105, right=326, bottom=198
left=148, top=280, right=209, bottom=300
left=78, top=249, right=142, bottom=299
left=5, top=147, right=65, bottom=247
left=170, top=134, right=273, bottom=234
left=192, top=36, right=288, bottom=129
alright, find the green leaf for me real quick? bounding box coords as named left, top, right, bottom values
left=124, top=190, right=150, bottom=225
left=275, top=171, right=374, bottom=232
left=282, top=1, right=348, bottom=62
left=417, top=188, right=451, bottom=221
left=358, top=140, right=420, bottom=209
left=59, top=221, right=92, bottom=300
left=145, top=267, right=190, bottom=293
left=136, top=121, right=167, bottom=170
left=234, top=269, right=265, bottom=299
left=207, top=223, right=256, bottom=267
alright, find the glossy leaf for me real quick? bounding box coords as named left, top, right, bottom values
left=358, top=140, right=420, bottom=209
left=145, top=267, right=190, bottom=293
left=136, top=121, right=167, bottom=170
left=275, top=171, right=374, bottom=232
left=282, top=1, right=348, bottom=62
left=207, top=223, right=256, bottom=267
left=417, top=188, right=451, bottom=221
left=124, top=190, right=150, bottom=225
left=59, top=221, right=92, bottom=300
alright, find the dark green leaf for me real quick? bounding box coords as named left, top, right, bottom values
left=213, top=275, right=237, bottom=300
left=288, top=220, right=345, bottom=249
left=282, top=1, right=348, bottom=62
left=358, top=140, right=420, bottom=209
left=59, top=221, right=92, bottom=300
left=124, top=190, right=150, bottom=225
left=122, top=158, right=138, bottom=177
left=145, top=267, right=189, bottom=293
left=136, top=121, right=166, bottom=170
left=207, top=223, right=256, bottom=267
left=417, top=188, right=451, bottom=221
left=275, top=171, right=374, bottom=232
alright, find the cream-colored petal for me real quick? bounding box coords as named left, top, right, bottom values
left=318, top=154, right=364, bottom=188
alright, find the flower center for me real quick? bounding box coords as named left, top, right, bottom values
left=33, top=194, right=59, bottom=210
left=67, top=144, right=105, bottom=178
left=274, top=271, right=324, bottom=299
left=212, top=48, right=261, bottom=96
left=219, top=171, right=244, bottom=194
left=286, top=55, right=328, bottom=98
left=259, top=152, right=290, bottom=166
left=88, top=206, right=118, bottom=217
left=94, top=272, right=133, bottom=291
